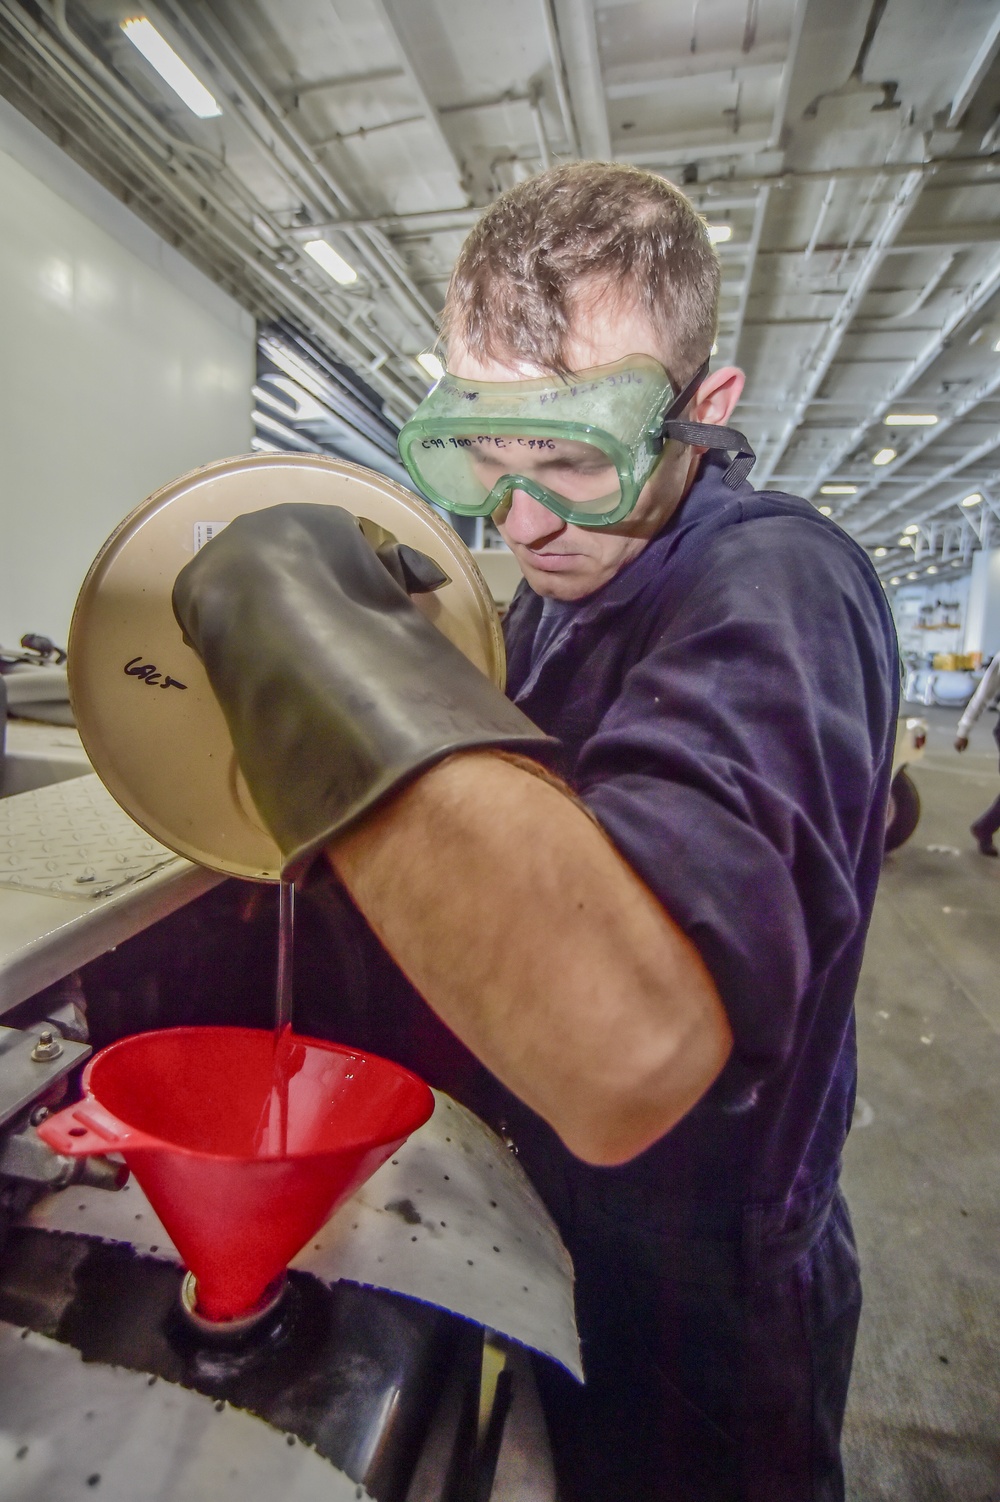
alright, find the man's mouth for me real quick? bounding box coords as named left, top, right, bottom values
left=515, top=546, right=585, bottom=570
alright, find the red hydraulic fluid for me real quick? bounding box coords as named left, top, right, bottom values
left=37, top=1026, right=434, bottom=1322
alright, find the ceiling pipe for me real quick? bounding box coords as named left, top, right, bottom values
left=807, top=249, right=1000, bottom=503
left=802, top=180, right=836, bottom=262
left=689, top=153, right=1000, bottom=191
left=1, top=2, right=421, bottom=408
left=727, top=185, right=769, bottom=367
left=756, top=166, right=928, bottom=486
left=529, top=86, right=554, bottom=169
left=161, top=0, right=441, bottom=337
left=946, top=9, right=1000, bottom=128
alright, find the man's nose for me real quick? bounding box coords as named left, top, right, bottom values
left=500, top=488, right=566, bottom=546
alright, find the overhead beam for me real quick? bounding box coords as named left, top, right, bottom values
left=550, top=0, right=611, bottom=159
left=366, top=0, right=473, bottom=196
left=805, top=250, right=1000, bottom=502
left=756, top=168, right=928, bottom=486
left=947, top=10, right=1000, bottom=128
left=858, top=429, right=1000, bottom=539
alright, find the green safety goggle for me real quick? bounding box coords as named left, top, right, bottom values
left=397, top=355, right=755, bottom=528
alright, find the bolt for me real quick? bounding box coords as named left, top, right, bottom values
left=31, top=1029, right=63, bottom=1063
left=29, top=1105, right=50, bottom=1126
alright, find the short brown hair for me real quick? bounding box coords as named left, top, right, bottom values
left=441, top=162, right=720, bottom=386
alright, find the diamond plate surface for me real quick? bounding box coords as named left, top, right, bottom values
left=0, top=775, right=179, bottom=899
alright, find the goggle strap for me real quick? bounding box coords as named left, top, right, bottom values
left=662, top=421, right=757, bottom=490
left=656, top=359, right=757, bottom=489
left=660, top=360, right=710, bottom=428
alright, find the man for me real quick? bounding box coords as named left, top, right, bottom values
left=954, top=652, right=1000, bottom=854
left=174, top=163, right=898, bottom=1500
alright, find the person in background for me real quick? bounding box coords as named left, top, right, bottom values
left=172, top=162, right=899, bottom=1501
left=955, top=653, right=1000, bottom=854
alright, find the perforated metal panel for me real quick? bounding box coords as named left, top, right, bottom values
left=24, top=1091, right=582, bottom=1379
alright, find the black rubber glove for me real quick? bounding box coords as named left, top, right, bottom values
left=172, top=504, right=551, bottom=876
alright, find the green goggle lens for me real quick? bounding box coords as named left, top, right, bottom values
left=398, top=357, right=675, bottom=528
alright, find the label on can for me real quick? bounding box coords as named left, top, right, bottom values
left=193, top=522, right=229, bottom=552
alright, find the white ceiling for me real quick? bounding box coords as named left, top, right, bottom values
left=1, top=0, right=999, bottom=583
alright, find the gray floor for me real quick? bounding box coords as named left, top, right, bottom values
left=842, top=705, right=1000, bottom=1501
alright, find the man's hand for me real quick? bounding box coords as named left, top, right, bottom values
left=955, top=735, right=969, bottom=752
left=172, top=504, right=549, bottom=875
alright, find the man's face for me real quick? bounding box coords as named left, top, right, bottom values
left=449, top=298, right=743, bottom=600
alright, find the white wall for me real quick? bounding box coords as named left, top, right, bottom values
left=0, top=99, right=254, bottom=647
left=964, top=548, right=1000, bottom=659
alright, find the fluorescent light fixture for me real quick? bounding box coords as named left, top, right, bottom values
left=961, top=492, right=982, bottom=507
left=903, top=524, right=919, bottom=534
left=121, top=18, right=221, bottom=118
left=416, top=351, right=445, bottom=381
left=926, top=565, right=938, bottom=574
left=907, top=571, right=918, bottom=579
left=706, top=224, right=732, bottom=244
left=890, top=576, right=901, bottom=585
left=898, top=537, right=913, bottom=546
left=820, top=484, right=857, bottom=495
left=883, top=413, right=938, bottom=426
left=872, top=448, right=896, bottom=466
left=874, top=547, right=888, bottom=556
left=818, top=505, right=833, bottom=515
left=302, top=239, right=358, bottom=285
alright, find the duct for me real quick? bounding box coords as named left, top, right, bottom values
left=807, top=249, right=1000, bottom=503
left=550, top=0, right=611, bottom=159
left=858, top=429, right=1000, bottom=538
left=756, top=166, right=928, bottom=487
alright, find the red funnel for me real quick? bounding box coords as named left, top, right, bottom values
left=38, top=1027, right=433, bottom=1322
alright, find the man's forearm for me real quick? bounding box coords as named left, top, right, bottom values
left=327, top=751, right=732, bottom=1166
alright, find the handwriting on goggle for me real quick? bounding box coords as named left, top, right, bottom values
left=420, top=437, right=557, bottom=451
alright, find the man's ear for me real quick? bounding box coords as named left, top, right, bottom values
left=692, top=366, right=745, bottom=426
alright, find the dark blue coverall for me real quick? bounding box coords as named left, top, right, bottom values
left=301, top=453, right=899, bottom=1501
